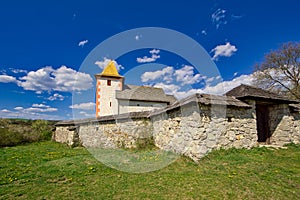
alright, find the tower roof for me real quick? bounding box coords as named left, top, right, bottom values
left=98, top=61, right=123, bottom=78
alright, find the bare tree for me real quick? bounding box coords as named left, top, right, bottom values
left=254, top=42, right=300, bottom=100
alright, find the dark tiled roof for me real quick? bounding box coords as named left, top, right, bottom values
left=116, top=84, right=176, bottom=103
left=226, top=84, right=298, bottom=103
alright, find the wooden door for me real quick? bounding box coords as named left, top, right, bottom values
left=256, top=105, right=270, bottom=143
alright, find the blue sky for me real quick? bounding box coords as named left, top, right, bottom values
left=0, top=0, right=299, bottom=120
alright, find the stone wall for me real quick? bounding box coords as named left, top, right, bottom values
left=54, top=100, right=300, bottom=162
left=53, top=125, right=79, bottom=147
left=78, top=118, right=153, bottom=148
left=269, top=104, right=300, bottom=145
left=292, top=112, right=300, bottom=143
left=151, top=102, right=258, bottom=161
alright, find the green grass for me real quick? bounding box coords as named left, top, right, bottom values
left=0, top=142, right=299, bottom=199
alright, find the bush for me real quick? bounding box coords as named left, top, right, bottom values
left=0, top=128, right=23, bottom=147
left=31, top=120, right=53, bottom=141
left=0, top=119, right=54, bottom=147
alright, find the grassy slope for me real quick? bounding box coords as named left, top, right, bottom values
left=0, top=142, right=299, bottom=199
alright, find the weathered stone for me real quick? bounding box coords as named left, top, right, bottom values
left=54, top=98, right=300, bottom=162
left=206, top=140, right=216, bottom=148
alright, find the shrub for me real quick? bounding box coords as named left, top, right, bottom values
left=0, top=119, right=54, bottom=147
left=0, top=128, right=23, bottom=147
left=31, top=120, right=53, bottom=141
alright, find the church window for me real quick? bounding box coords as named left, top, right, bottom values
left=107, top=80, right=111, bottom=86
left=110, top=102, right=112, bottom=107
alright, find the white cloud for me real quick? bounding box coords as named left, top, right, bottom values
left=174, top=65, right=203, bottom=85
left=17, top=66, right=93, bottom=93
left=78, top=39, right=88, bottom=47
left=201, top=30, right=207, bottom=35
left=233, top=72, right=238, bottom=77
left=26, top=107, right=57, bottom=112
left=153, top=82, right=181, bottom=95
left=149, top=49, right=160, bottom=54
left=0, top=107, right=60, bottom=120
left=95, top=58, right=124, bottom=71
left=48, top=93, right=64, bottom=101
left=141, top=66, right=174, bottom=82
left=70, top=102, right=95, bottom=110
left=79, top=111, right=95, bottom=117
left=137, top=49, right=161, bottom=63
left=32, top=104, right=50, bottom=108
left=153, top=82, right=204, bottom=99
left=9, top=103, right=58, bottom=113
left=202, top=74, right=253, bottom=95
left=9, top=104, right=57, bottom=114
left=135, top=34, right=142, bottom=40
left=205, top=75, right=222, bottom=86
left=0, top=75, right=18, bottom=83
left=153, top=73, right=253, bottom=99
left=137, top=54, right=160, bottom=63
left=141, top=64, right=251, bottom=100
left=211, top=8, right=227, bottom=29
left=174, top=88, right=205, bottom=99
left=211, top=42, right=237, bottom=61
left=51, top=66, right=93, bottom=91
left=141, top=65, right=204, bottom=95
left=14, top=107, right=24, bottom=110
left=10, top=68, right=28, bottom=74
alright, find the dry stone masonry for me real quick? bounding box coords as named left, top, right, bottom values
left=54, top=85, right=300, bottom=161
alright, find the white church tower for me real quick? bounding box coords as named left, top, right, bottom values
left=94, top=61, right=124, bottom=117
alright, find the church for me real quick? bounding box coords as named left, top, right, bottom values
left=54, top=63, right=300, bottom=160
left=94, top=61, right=176, bottom=117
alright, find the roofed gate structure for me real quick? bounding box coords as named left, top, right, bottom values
left=226, top=84, right=299, bottom=145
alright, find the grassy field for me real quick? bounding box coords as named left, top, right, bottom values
left=0, top=141, right=299, bottom=199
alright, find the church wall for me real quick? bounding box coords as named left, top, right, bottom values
left=98, top=77, right=121, bottom=117
left=118, top=100, right=167, bottom=114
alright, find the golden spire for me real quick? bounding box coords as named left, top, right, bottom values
left=100, top=60, right=122, bottom=77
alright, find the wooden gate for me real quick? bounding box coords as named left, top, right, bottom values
left=256, top=104, right=270, bottom=143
